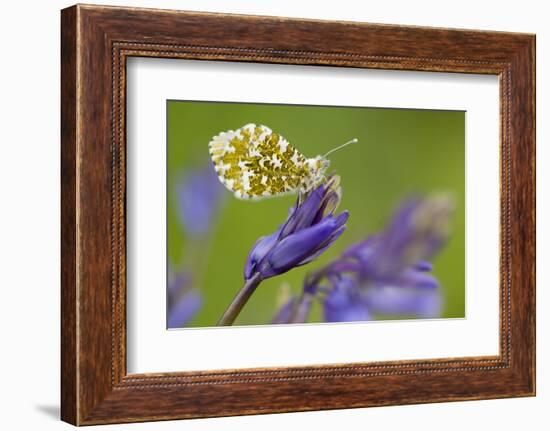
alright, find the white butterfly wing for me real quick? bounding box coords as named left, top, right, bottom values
left=209, top=123, right=311, bottom=200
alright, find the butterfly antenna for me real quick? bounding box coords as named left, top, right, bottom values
left=323, top=138, right=358, bottom=158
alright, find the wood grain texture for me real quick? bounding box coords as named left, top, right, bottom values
left=60, top=5, right=78, bottom=425
left=60, top=4, right=535, bottom=425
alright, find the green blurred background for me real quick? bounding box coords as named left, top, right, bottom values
left=167, top=100, right=465, bottom=327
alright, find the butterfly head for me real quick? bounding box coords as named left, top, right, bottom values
left=303, top=156, right=330, bottom=191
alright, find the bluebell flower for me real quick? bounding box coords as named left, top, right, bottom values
left=309, top=195, right=454, bottom=322
left=323, top=276, right=371, bottom=322
left=322, top=265, right=442, bottom=320
left=345, top=196, right=452, bottom=282
left=362, top=283, right=442, bottom=318
left=218, top=176, right=349, bottom=326
left=175, top=164, right=225, bottom=237
left=167, top=268, right=202, bottom=328
left=244, top=175, right=349, bottom=281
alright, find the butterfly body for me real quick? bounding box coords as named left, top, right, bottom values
left=209, top=123, right=329, bottom=200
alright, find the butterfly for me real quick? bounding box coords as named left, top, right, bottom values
left=208, top=123, right=357, bottom=200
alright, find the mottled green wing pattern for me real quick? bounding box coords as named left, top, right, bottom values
left=209, top=123, right=310, bottom=199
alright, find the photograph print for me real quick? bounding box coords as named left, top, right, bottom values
left=166, top=100, right=465, bottom=328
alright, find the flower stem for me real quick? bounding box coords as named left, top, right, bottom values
left=217, top=272, right=263, bottom=326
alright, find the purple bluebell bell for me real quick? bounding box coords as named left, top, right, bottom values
left=167, top=269, right=202, bottom=328
left=344, top=196, right=452, bottom=282
left=175, top=164, right=225, bottom=237
left=307, top=195, right=454, bottom=322
left=244, top=176, right=349, bottom=281
left=362, top=284, right=441, bottom=318
left=323, top=276, right=371, bottom=322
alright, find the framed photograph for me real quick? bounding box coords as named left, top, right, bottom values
left=61, top=4, right=535, bottom=425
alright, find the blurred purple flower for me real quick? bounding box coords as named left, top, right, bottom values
left=244, top=175, right=349, bottom=281
left=345, top=196, right=452, bottom=283
left=305, top=195, right=454, bottom=323
left=168, top=290, right=202, bottom=328
left=167, top=268, right=202, bottom=328
left=323, top=276, right=372, bottom=322
left=363, top=285, right=442, bottom=318
left=271, top=292, right=314, bottom=324
left=175, top=164, right=225, bottom=237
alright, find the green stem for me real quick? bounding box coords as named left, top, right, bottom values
left=217, top=272, right=263, bottom=326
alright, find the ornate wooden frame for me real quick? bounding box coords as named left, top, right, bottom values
left=61, top=4, right=535, bottom=425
